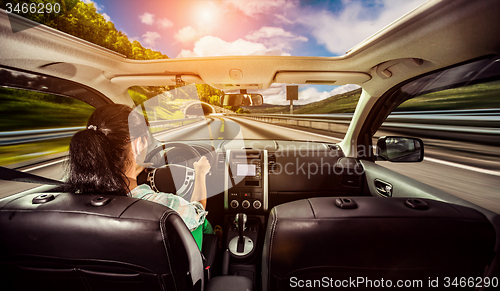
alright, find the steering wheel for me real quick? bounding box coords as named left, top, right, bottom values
left=142, top=143, right=201, bottom=199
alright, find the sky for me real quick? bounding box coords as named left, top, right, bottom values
left=85, top=0, right=428, bottom=105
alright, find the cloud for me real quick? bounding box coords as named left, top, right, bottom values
left=139, top=12, right=174, bottom=29
left=223, top=0, right=298, bottom=17
left=244, top=26, right=307, bottom=53
left=142, top=31, right=161, bottom=48
left=245, top=27, right=306, bottom=42
left=174, top=26, right=201, bottom=44
left=300, top=0, right=427, bottom=55
left=83, top=0, right=103, bottom=11
left=101, top=13, right=111, bottom=22
left=252, top=84, right=361, bottom=105
left=176, top=35, right=291, bottom=58
left=157, top=18, right=173, bottom=29
left=83, top=1, right=110, bottom=22
left=175, top=26, right=308, bottom=58
left=273, top=14, right=295, bottom=25
left=139, top=12, right=155, bottom=25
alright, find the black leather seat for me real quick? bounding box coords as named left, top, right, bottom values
left=262, top=197, right=496, bottom=291
left=0, top=192, right=205, bottom=291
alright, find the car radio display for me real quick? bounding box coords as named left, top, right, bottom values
left=236, top=164, right=256, bottom=176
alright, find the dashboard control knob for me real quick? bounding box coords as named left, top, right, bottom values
left=242, top=200, right=250, bottom=209
left=253, top=200, right=262, bottom=209
left=230, top=200, right=239, bottom=209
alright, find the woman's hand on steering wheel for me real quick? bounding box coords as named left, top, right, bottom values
left=141, top=143, right=212, bottom=198
left=193, top=156, right=211, bottom=176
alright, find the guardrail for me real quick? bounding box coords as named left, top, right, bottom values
left=0, top=118, right=204, bottom=146
left=234, top=109, right=500, bottom=136
left=0, top=127, right=85, bottom=146
left=148, top=118, right=204, bottom=133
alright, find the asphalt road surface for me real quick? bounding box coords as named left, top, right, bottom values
left=2, top=116, right=499, bottom=214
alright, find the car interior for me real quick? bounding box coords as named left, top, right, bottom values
left=1, top=0, right=500, bottom=290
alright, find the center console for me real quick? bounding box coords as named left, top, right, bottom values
left=222, top=150, right=268, bottom=285
left=224, top=150, right=268, bottom=213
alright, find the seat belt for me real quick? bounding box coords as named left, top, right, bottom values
left=0, top=166, right=63, bottom=186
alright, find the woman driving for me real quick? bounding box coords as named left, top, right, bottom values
left=64, top=104, right=212, bottom=249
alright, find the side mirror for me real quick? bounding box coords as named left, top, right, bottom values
left=220, top=94, right=263, bottom=107
left=376, top=136, right=424, bottom=162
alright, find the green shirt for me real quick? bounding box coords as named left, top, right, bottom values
left=128, top=184, right=208, bottom=249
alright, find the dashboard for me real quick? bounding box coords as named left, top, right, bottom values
left=161, top=139, right=368, bottom=214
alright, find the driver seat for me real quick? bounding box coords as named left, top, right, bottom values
left=0, top=191, right=205, bottom=291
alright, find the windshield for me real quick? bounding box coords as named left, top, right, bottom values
left=128, top=83, right=361, bottom=143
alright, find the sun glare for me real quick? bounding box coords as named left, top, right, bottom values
left=196, top=2, right=217, bottom=25
left=200, top=9, right=212, bottom=22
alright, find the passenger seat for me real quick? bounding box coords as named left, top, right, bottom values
left=262, top=197, right=496, bottom=290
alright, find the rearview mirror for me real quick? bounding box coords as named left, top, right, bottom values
left=220, top=94, right=263, bottom=107
left=376, top=136, right=424, bottom=162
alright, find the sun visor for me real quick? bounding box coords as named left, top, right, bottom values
left=274, top=71, right=371, bottom=85
left=111, top=75, right=205, bottom=86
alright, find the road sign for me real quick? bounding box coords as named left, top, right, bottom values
left=286, top=85, right=298, bottom=100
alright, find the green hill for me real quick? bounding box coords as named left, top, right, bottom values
left=247, top=88, right=362, bottom=114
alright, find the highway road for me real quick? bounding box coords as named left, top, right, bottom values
left=2, top=116, right=499, bottom=214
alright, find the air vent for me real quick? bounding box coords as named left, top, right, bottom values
left=268, top=154, right=276, bottom=173
left=341, top=174, right=360, bottom=188
left=217, top=153, right=226, bottom=169
left=327, top=144, right=343, bottom=155
left=218, top=153, right=226, bottom=163
left=375, top=179, right=393, bottom=197
left=328, top=144, right=340, bottom=151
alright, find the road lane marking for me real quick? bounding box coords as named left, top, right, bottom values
left=206, top=121, right=217, bottom=147
left=220, top=119, right=225, bottom=133
left=206, top=120, right=214, bottom=140
left=22, top=158, right=68, bottom=172
left=217, top=118, right=225, bottom=139
left=424, top=157, right=500, bottom=177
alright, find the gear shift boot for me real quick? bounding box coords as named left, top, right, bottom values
left=229, top=213, right=254, bottom=256
left=229, top=236, right=254, bottom=256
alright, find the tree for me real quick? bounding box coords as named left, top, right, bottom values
left=196, top=84, right=223, bottom=104
left=5, top=0, right=169, bottom=60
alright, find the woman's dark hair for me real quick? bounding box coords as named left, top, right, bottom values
left=63, top=104, right=147, bottom=195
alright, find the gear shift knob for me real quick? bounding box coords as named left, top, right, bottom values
left=235, top=213, right=247, bottom=244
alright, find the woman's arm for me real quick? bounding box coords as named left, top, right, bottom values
left=192, top=156, right=211, bottom=208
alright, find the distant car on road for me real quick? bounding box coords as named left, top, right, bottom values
left=209, top=113, right=226, bottom=117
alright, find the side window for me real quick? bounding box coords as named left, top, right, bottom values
left=374, top=57, right=500, bottom=213
left=0, top=86, right=94, bottom=197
